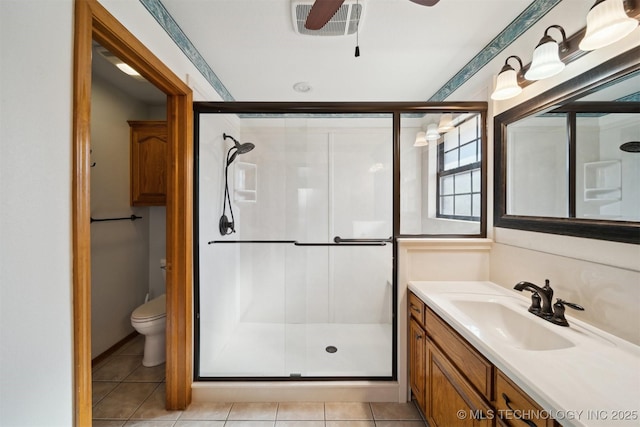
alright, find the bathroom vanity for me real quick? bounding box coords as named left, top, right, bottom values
left=408, top=281, right=640, bottom=427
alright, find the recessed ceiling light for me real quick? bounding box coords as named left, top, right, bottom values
left=293, top=82, right=312, bottom=93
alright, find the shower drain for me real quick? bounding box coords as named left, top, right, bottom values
left=325, top=345, right=338, bottom=353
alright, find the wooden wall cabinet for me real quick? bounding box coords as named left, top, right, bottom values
left=128, top=120, right=167, bottom=206
left=408, top=291, right=558, bottom=427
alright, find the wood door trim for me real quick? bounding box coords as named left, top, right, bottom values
left=72, top=0, right=193, bottom=423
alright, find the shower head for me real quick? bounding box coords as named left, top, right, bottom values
left=236, top=142, right=255, bottom=154
left=224, top=133, right=256, bottom=165
left=220, top=133, right=257, bottom=235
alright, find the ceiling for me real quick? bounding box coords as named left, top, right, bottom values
left=95, top=0, right=544, bottom=104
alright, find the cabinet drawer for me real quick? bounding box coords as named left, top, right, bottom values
left=495, top=370, right=555, bottom=427
left=408, top=292, right=425, bottom=326
left=426, top=307, right=493, bottom=400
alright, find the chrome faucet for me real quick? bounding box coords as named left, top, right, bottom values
left=514, top=279, right=585, bottom=326
left=514, top=279, right=554, bottom=316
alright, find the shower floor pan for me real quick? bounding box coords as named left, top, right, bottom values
left=199, top=322, right=392, bottom=379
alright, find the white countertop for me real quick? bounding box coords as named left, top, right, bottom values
left=408, top=281, right=640, bottom=427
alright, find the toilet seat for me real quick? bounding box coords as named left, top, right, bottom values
left=131, top=294, right=166, bottom=323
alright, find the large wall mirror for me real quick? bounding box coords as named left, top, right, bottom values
left=494, top=47, right=640, bottom=244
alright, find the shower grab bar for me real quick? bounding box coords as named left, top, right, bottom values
left=208, top=240, right=296, bottom=245
left=90, top=214, right=143, bottom=223
left=208, top=238, right=391, bottom=246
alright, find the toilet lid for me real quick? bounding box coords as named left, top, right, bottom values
left=131, top=294, right=166, bottom=321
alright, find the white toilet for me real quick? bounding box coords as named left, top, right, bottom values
left=131, top=293, right=166, bottom=367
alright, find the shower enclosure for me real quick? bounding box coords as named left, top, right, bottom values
left=194, top=102, right=487, bottom=382
left=195, top=107, right=394, bottom=380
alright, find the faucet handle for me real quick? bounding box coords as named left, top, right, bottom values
left=557, top=299, right=584, bottom=311
left=551, top=298, right=585, bottom=326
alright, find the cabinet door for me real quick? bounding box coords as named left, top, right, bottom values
left=129, top=121, right=167, bottom=206
left=428, top=340, right=492, bottom=427
left=409, top=318, right=426, bottom=414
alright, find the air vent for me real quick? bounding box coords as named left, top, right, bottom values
left=292, top=0, right=363, bottom=36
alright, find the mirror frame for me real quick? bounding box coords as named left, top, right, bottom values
left=494, top=46, right=640, bottom=245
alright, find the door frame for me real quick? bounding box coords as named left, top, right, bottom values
left=72, top=0, right=193, bottom=423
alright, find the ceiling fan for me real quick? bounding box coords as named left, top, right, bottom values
left=305, top=0, right=440, bottom=30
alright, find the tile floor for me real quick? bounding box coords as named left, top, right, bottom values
left=92, top=334, right=428, bottom=427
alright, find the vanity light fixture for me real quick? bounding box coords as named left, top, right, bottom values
left=579, top=0, right=639, bottom=51
left=425, top=123, right=440, bottom=141
left=525, top=25, right=569, bottom=81
left=491, top=55, right=524, bottom=100
left=437, top=113, right=454, bottom=133
left=414, top=131, right=428, bottom=147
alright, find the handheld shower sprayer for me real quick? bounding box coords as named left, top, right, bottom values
left=220, top=133, right=255, bottom=235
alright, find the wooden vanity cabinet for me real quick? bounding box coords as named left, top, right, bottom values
left=128, top=120, right=167, bottom=206
left=408, top=292, right=427, bottom=414
left=408, top=291, right=558, bottom=427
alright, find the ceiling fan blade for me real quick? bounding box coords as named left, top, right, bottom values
left=305, top=0, right=346, bottom=30
left=408, top=0, right=440, bottom=6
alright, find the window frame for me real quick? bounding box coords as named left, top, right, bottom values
left=436, top=115, right=482, bottom=222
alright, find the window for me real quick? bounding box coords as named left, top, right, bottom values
left=437, top=115, right=481, bottom=221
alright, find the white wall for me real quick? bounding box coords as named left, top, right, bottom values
left=0, top=1, right=74, bottom=425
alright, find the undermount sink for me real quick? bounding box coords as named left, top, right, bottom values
left=449, top=298, right=575, bottom=351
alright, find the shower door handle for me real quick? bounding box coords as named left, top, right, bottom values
left=333, top=236, right=393, bottom=244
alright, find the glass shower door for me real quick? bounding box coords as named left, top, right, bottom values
left=196, top=113, right=394, bottom=379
